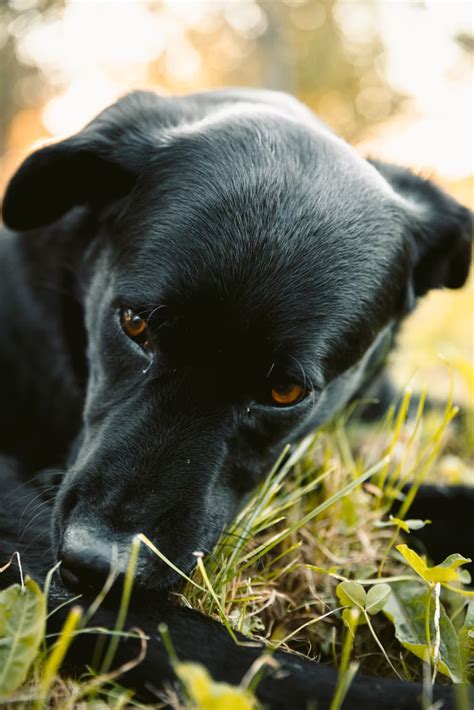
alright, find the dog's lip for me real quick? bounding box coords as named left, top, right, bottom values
left=54, top=554, right=195, bottom=602
left=53, top=535, right=202, bottom=594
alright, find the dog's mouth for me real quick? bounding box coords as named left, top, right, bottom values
left=57, top=551, right=198, bottom=600
left=54, top=510, right=224, bottom=598
left=56, top=537, right=204, bottom=598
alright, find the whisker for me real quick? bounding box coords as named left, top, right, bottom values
left=19, top=500, right=54, bottom=542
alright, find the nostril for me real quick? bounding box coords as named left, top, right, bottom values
left=59, top=546, right=101, bottom=593
left=59, top=561, right=82, bottom=592
left=58, top=527, right=114, bottom=593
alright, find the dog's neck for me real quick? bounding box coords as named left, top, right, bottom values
left=0, top=214, right=88, bottom=471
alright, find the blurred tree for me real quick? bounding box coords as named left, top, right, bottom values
left=0, top=0, right=65, bottom=154
left=151, top=0, right=403, bottom=142
left=0, top=0, right=65, bottom=153
left=7, top=0, right=468, bottom=163
left=455, top=31, right=474, bottom=54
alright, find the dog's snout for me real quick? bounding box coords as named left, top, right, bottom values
left=58, top=524, right=125, bottom=593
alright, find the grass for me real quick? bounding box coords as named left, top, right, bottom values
left=1, top=368, right=473, bottom=708
left=178, top=387, right=472, bottom=675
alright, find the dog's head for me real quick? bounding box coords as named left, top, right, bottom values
left=3, top=90, right=471, bottom=592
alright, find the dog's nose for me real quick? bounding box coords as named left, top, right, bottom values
left=58, top=524, right=120, bottom=593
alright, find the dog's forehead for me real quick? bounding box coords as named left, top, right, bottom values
left=112, top=115, right=407, bottom=374
left=121, top=116, right=403, bottom=284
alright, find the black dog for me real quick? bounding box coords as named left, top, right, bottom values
left=0, top=89, right=472, bottom=708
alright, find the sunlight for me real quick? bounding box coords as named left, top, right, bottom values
left=4, top=0, right=473, bottom=180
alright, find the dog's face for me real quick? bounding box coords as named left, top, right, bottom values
left=3, top=91, right=471, bottom=592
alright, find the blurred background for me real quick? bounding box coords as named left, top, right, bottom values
left=0, top=0, right=472, bottom=408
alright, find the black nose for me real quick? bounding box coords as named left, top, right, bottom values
left=58, top=524, right=122, bottom=593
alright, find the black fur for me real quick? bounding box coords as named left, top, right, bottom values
left=1, top=89, right=472, bottom=708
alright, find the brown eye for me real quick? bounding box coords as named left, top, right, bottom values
left=271, top=383, right=306, bottom=406
left=121, top=308, right=148, bottom=341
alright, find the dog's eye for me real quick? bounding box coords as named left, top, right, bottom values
left=271, top=383, right=306, bottom=406
left=120, top=308, right=149, bottom=347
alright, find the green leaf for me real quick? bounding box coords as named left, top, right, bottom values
left=403, top=519, right=431, bottom=531
left=377, top=517, right=430, bottom=533
left=459, top=601, right=474, bottom=673
left=342, top=607, right=364, bottom=632
left=438, top=554, right=472, bottom=573
left=336, top=581, right=366, bottom=610
left=396, top=544, right=431, bottom=581
left=384, top=581, right=465, bottom=682
left=388, top=517, right=410, bottom=533
left=176, top=662, right=255, bottom=709
left=0, top=578, right=46, bottom=696
left=396, top=544, right=472, bottom=585
left=463, top=601, right=474, bottom=630
left=366, top=584, right=391, bottom=615
left=458, top=569, right=472, bottom=585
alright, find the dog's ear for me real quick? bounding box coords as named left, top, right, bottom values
left=2, top=92, right=161, bottom=231
left=369, top=159, right=472, bottom=297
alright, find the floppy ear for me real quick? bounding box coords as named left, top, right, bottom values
left=369, top=159, right=472, bottom=296
left=2, top=91, right=161, bottom=231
